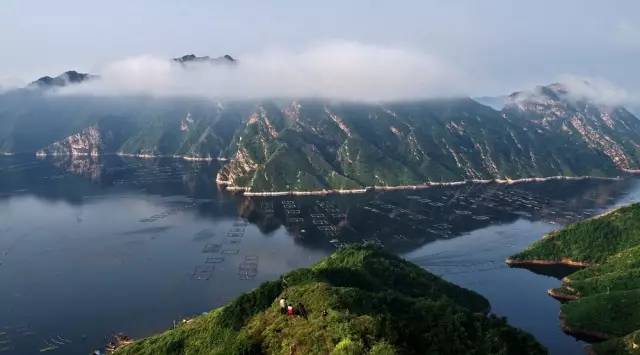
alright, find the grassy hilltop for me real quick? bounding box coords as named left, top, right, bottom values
left=509, top=203, right=640, bottom=354
left=116, top=246, right=545, bottom=355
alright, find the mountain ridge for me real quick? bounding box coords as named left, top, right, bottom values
left=3, top=81, right=640, bottom=193
left=29, top=70, right=97, bottom=88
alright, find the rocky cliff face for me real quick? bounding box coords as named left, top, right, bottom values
left=36, top=126, right=103, bottom=157
left=503, top=83, right=640, bottom=171
left=217, top=88, right=640, bottom=192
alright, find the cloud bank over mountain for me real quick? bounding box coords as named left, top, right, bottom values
left=558, top=75, right=634, bottom=106
left=58, top=41, right=465, bottom=101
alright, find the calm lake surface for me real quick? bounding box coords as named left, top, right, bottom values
left=1, top=154, right=640, bottom=355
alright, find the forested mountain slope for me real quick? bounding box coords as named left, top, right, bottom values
left=2, top=82, right=640, bottom=192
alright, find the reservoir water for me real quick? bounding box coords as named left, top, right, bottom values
left=1, top=154, right=640, bottom=355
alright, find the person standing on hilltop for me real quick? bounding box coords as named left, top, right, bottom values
left=279, top=297, right=287, bottom=314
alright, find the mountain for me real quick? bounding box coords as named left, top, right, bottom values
left=27, top=53, right=235, bottom=90
left=217, top=85, right=640, bottom=192
left=113, top=246, right=545, bottom=355
left=2, top=82, right=640, bottom=192
left=508, top=203, right=640, bottom=354
left=29, top=70, right=96, bottom=88
left=173, top=53, right=236, bottom=65
left=0, top=93, right=251, bottom=158
left=503, top=83, right=640, bottom=172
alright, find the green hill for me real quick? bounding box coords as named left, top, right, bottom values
left=508, top=203, right=640, bottom=354
left=509, top=204, right=640, bottom=265
left=115, top=246, right=545, bottom=355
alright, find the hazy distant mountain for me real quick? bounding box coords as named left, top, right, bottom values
left=29, top=70, right=97, bottom=88
left=27, top=54, right=234, bottom=90
left=2, top=80, right=640, bottom=192
left=172, top=53, right=236, bottom=65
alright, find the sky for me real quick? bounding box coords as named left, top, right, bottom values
left=1, top=0, right=639, bottom=99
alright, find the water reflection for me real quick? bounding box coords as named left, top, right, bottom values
left=509, top=263, right=582, bottom=280
left=1, top=154, right=639, bottom=355
left=237, top=178, right=636, bottom=253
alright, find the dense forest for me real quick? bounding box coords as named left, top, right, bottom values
left=509, top=203, right=640, bottom=354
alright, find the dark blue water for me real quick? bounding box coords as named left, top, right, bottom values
left=1, top=154, right=639, bottom=355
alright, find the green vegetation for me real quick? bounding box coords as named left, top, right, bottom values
left=593, top=329, right=640, bottom=355
left=562, top=289, right=640, bottom=337
left=510, top=204, right=640, bottom=264
left=218, top=96, right=635, bottom=192
left=510, top=203, right=640, bottom=354
left=116, top=246, right=545, bottom=355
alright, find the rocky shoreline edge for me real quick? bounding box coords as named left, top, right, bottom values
left=218, top=175, right=622, bottom=196
left=505, top=257, right=591, bottom=268
left=559, top=314, right=612, bottom=342
left=32, top=151, right=228, bottom=162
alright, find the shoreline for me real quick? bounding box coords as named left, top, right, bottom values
left=505, top=257, right=591, bottom=268
left=547, top=288, right=579, bottom=301
left=218, top=175, right=622, bottom=197
left=559, top=315, right=611, bottom=342
left=33, top=151, right=227, bottom=162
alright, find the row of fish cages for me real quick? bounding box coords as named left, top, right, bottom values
left=139, top=201, right=198, bottom=223
left=0, top=324, right=74, bottom=354
left=192, top=219, right=249, bottom=281
left=238, top=255, right=259, bottom=280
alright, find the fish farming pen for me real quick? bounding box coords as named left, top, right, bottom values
left=0, top=331, right=11, bottom=354
left=192, top=265, right=214, bottom=280
left=205, top=256, right=225, bottom=264
left=286, top=217, right=304, bottom=224
left=202, top=243, right=222, bottom=253
left=238, top=255, right=259, bottom=280
left=191, top=218, right=249, bottom=282
left=233, top=220, right=249, bottom=227
left=192, top=230, right=216, bottom=242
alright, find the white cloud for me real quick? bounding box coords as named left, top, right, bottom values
left=57, top=41, right=466, bottom=101
left=558, top=74, right=631, bottom=106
